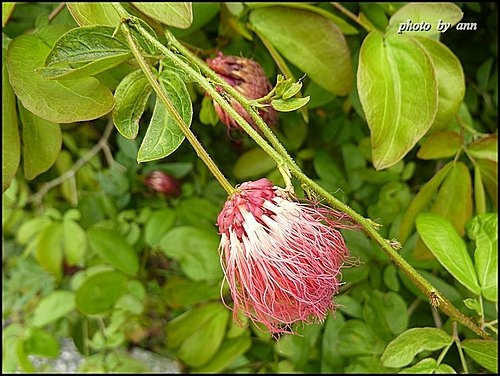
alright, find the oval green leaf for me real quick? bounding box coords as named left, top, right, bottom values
left=144, top=207, right=176, bottom=247
left=88, top=226, right=139, bottom=276
left=137, top=72, right=193, bottom=163
left=75, top=270, right=128, bottom=315
left=363, top=290, right=408, bottom=341
left=24, top=328, right=60, bottom=358
left=7, top=32, right=114, bottom=123
left=477, top=159, right=497, bottom=209
left=400, top=162, right=452, bottom=242
left=416, top=212, right=480, bottom=295
left=66, top=3, right=121, bottom=27
left=45, top=26, right=130, bottom=65
left=381, top=327, right=452, bottom=368
left=193, top=336, right=252, bottom=373
left=387, top=3, right=463, bottom=36
left=461, top=339, right=498, bottom=373
left=31, top=290, right=76, bottom=327
left=37, top=53, right=132, bottom=81
left=112, top=69, right=152, bottom=140
left=63, top=219, right=87, bottom=266
left=19, top=104, right=62, bottom=180
left=159, top=226, right=222, bottom=282
left=166, top=303, right=229, bottom=366
left=35, top=222, right=64, bottom=280
left=162, top=277, right=220, bottom=308
left=2, top=37, right=20, bottom=192
left=357, top=31, right=438, bottom=170
left=417, top=131, right=461, bottom=160
left=414, top=36, right=465, bottom=131
left=271, top=96, right=310, bottom=112
left=431, top=161, right=472, bottom=236
left=467, top=214, right=498, bottom=302
left=250, top=6, right=352, bottom=95
left=132, top=2, right=193, bottom=29
left=233, top=147, right=276, bottom=179
left=336, top=320, right=386, bottom=356
left=468, top=135, right=498, bottom=163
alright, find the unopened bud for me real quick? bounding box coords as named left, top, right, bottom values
left=206, top=52, right=277, bottom=130
left=144, top=171, right=180, bottom=197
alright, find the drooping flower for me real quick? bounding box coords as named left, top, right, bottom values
left=206, top=52, right=277, bottom=131
left=216, top=178, right=357, bottom=335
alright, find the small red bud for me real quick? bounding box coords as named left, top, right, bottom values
left=144, top=171, right=180, bottom=198
left=206, top=52, right=277, bottom=131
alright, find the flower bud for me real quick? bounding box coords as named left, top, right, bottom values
left=144, top=171, right=180, bottom=198
left=206, top=52, right=277, bottom=131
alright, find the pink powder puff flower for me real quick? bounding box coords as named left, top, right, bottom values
left=216, top=178, right=357, bottom=335
left=206, top=52, right=277, bottom=131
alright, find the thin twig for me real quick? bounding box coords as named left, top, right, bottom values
left=27, top=119, right=116, bottom=205
left=48, top=3, right=67, bottom=22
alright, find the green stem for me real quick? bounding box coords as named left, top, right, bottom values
left=167, top=31, right=491, bottom=340
left=112, top=3, right=490, bottom=340
left=112, top=5, right=234, bottom=196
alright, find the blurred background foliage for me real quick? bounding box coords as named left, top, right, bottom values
left=2, top=2, right=497, bottom=373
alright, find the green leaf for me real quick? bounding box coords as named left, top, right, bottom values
left=461, top=339, right=498, bottom=373
left=360, top=3, right=389, bottom=31
left=474, top=164, right=486, bottom=215
left=336, top=320, right=386, bottom=356
left=88, top=226, right=139, bottom=276
left=400, top=358, right=438, bottom=373
left=250, top=6, right=352, bottom=96
left=336, top=295, right=363, bottom=319
left=233, top=147, right=276, bottom=179
left=417, top=131, right=461, bottom=160
left=132, top=3, right=193, bottom=29
left=162, top=277, right=220, bottom=308
left=159, top=226, right=222, bottom=282
left=468, top=135, right=498, bottom=163
left=112, top=69, right=152, bottom=140
left=416, top=213, right=481, bottom=295
left=38, top=54, right=132, bottom=80
left=176, top=197, right=220, bottom=230
left=19, top=104, right=62, bottom=181
left=75, top=271, right=128, bottom=315
left=193, top=336, right=252, bottom=373
left=2, top=36, right=20, bottom=192
left=477, top=159, right=497, bottom=209
left=414, top=37, right=465, bottom=131
left=63, top=219, right=87, bottom=266
left=144, top=208, right=176, bottom=247
left=431, top=162, right=472, bottom=236
left=6, top=31, right=114, bottom=123
left=387, top=2, right=463, bottom=36
left=137, top=72, right=193, bottom=163
left=357, top=31, right=438, bottom=170
left=467, top=214, right=498, bottom=302
left=45, top=26, right=130, bottom=65
left=166, top=303, right=229, bottom=367
left=2, top=3, right=15, bottom=27
left=66, top=3, right=121, bottom=27
left=381, top=327, right=452, bottom=368
left=24, top=328, right=60, bottom=358
left=271, top=96, right=310, bottom=112
left=363, top=290, right=408, bottom=341
left=400, top=162, right=452, bottom=242
left=31, top=290, right=76, bottom=327
left=35, top=222, right=64, bottom=280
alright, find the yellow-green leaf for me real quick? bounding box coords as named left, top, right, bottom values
left=431, top=162, right=472, bottom=236
left=357, top=31, right=438, bottom=170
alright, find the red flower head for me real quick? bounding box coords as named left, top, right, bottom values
left=217, top=178, right=357, bottom=335
left=206, top=52, right=277, bottom=131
